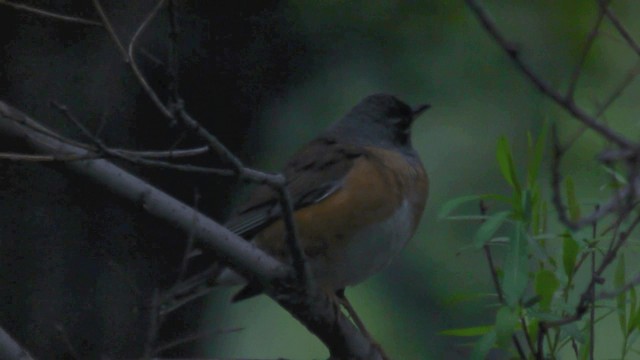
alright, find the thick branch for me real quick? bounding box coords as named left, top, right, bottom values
left=0, top=326, right=35, bottom=360
left=0, top=101, right=285, bottom=283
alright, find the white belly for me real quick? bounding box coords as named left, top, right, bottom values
left=311, top=199, right=415, bottom=290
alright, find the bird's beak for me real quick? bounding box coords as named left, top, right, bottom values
left=412, top=103, right=431, bottom=118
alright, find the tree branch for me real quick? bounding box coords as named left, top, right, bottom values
left=465, top=0, right=635, bottom=149
left=108, top=0, right=310, bottom=285
left=91, top=0, right=128, bottom=60
left=0, top=0, right=102, bottom=26
left=0, top=101, right=383, bottom=360
left=598, top=0, right=640, bottom=56
left=0, top=326, right=35, bottom=360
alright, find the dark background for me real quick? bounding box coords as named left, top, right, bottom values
left=2, top=1, right=639, bottom=358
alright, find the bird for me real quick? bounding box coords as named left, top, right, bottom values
left=217, top=93, right=430, bottom=309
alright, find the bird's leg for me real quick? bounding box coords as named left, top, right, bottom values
left=335, top=289, right=373, bottom=340
left=335, top=289, right=390, bottom=359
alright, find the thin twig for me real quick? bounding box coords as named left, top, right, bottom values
left=174, top=108, right=244, bottom=170
left=160, top=282, right=215, bottom=316
left=542, top=213, right=640, bottom=333
left=121, top=2, right=307, bottom=281
left=0, top=147, right=219, bottom=171
left=95, top=104, right=110, bottom=138
left=566, top=2, right=607, bottom=100
left=121, top=0, right=289, bottom=187
left=91, top=0, right=128, bottom=61
left=175, top=110, right=309, bottom=284
left=139, top=48, right=165, bottom=67
left=52, top=101, right=235, bottom=176
left=565, top=59, right=640, bottom=150
left=144, top=289, right=162, bottom=359
left=275, top=186, right=307, bottom=287
left=115, top=157, right=235, bottom=176
left=167, top=0, right=180, bottom=102
left=128, top=0, right=173, bottom=118
left=536, top=322, right=545, bottom=360
left=50, top=101, right=103, bottom=145
left=550, top=124, right=572, bottom=229
left=551, top=121, right=637, bottom=230
left=9, top=106, right=96, bottom=151
left=480, top=201, right=504, bottom=302
left=597, top=271, right=640, bottom=300
left=478, top=201, right=528, bottom=359
left=570, top=183, right=638, bottom=228
left=465, top=0, right=634, bottom=149
left=594, top=59, right=640, bottom=116
left=519, top=317, right=535, bottom=358
left=0, top=152, right=98, bottom=161
left=159, top=266, right=219, bottom=316
left=598, top=0, right=640, bottom=56
left=114, top=145, right=210, bottom=159
left=0, top=0, right=102, bottom=26
left=121, top=0, right=308, bottom=286
left=589, top=212, right=597, bottom=360
left=55, top=324, right=81, bottom=360
left=153, top=327, right=243, bottom=355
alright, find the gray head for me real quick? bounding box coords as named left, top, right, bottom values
left=325, top=94, right=430, bottom=151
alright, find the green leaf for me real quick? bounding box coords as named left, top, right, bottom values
left=503, top=223, right=529, bottom=306
left=440, top=325, right=493, bottom=337
left=473, top=211, right=511, bottom=248
left=627, top=331, right=640, bottom=352
left=602, top=165, right=628, bottom=187
left=470, top=329, right=496, bottom=360
left=495, top=306, right=518, bottom=347
left=522, top=295, right=541, bottom=308
left=629, top=287, right=638, bottom=334
left=565, top=176, right=581, bottom=221
left=532, top=196, right=541, bottom=236
left=616, top=253, right=627, bottom=334
left=520, top=189, right=533, bottom=223
left=529, top=186, right=541, bottom=234
left=527, top=310, right=563, bottom=322
left=541, top=200, right=548, bottom=234
left=579, top=338, right=591, bottom=360
left=496, top=136, right=521, bottom=192
left=562, top=234, right=579, bottom=280
left=443, top=292, right=495, bottom=307
left=631, top=307, right=640, bottom=332
left=527, top=319, right=539, bottom=348
left=511, top=190, right=523, bottom=221
left=630, top=285, right=640, bottom=332
left=438, top=194, right=508, bottom=219
left=535, top=269, right=559, bottom=311
left=527, top=120, right=548, bottom=186
left=562, top=322, right=585, bottom=344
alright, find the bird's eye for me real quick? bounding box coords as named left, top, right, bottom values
left=390, top=116, right=411, bottom=129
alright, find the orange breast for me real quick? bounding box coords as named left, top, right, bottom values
left=254, top=147, right=429, bottom=264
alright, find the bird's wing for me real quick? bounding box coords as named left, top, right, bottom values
left=225, top=137, right=364, bottom=239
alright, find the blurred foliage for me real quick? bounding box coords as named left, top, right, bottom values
left=205, top=0, right=640, bottom=359
left=440, top=126, right=640, bottom=359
